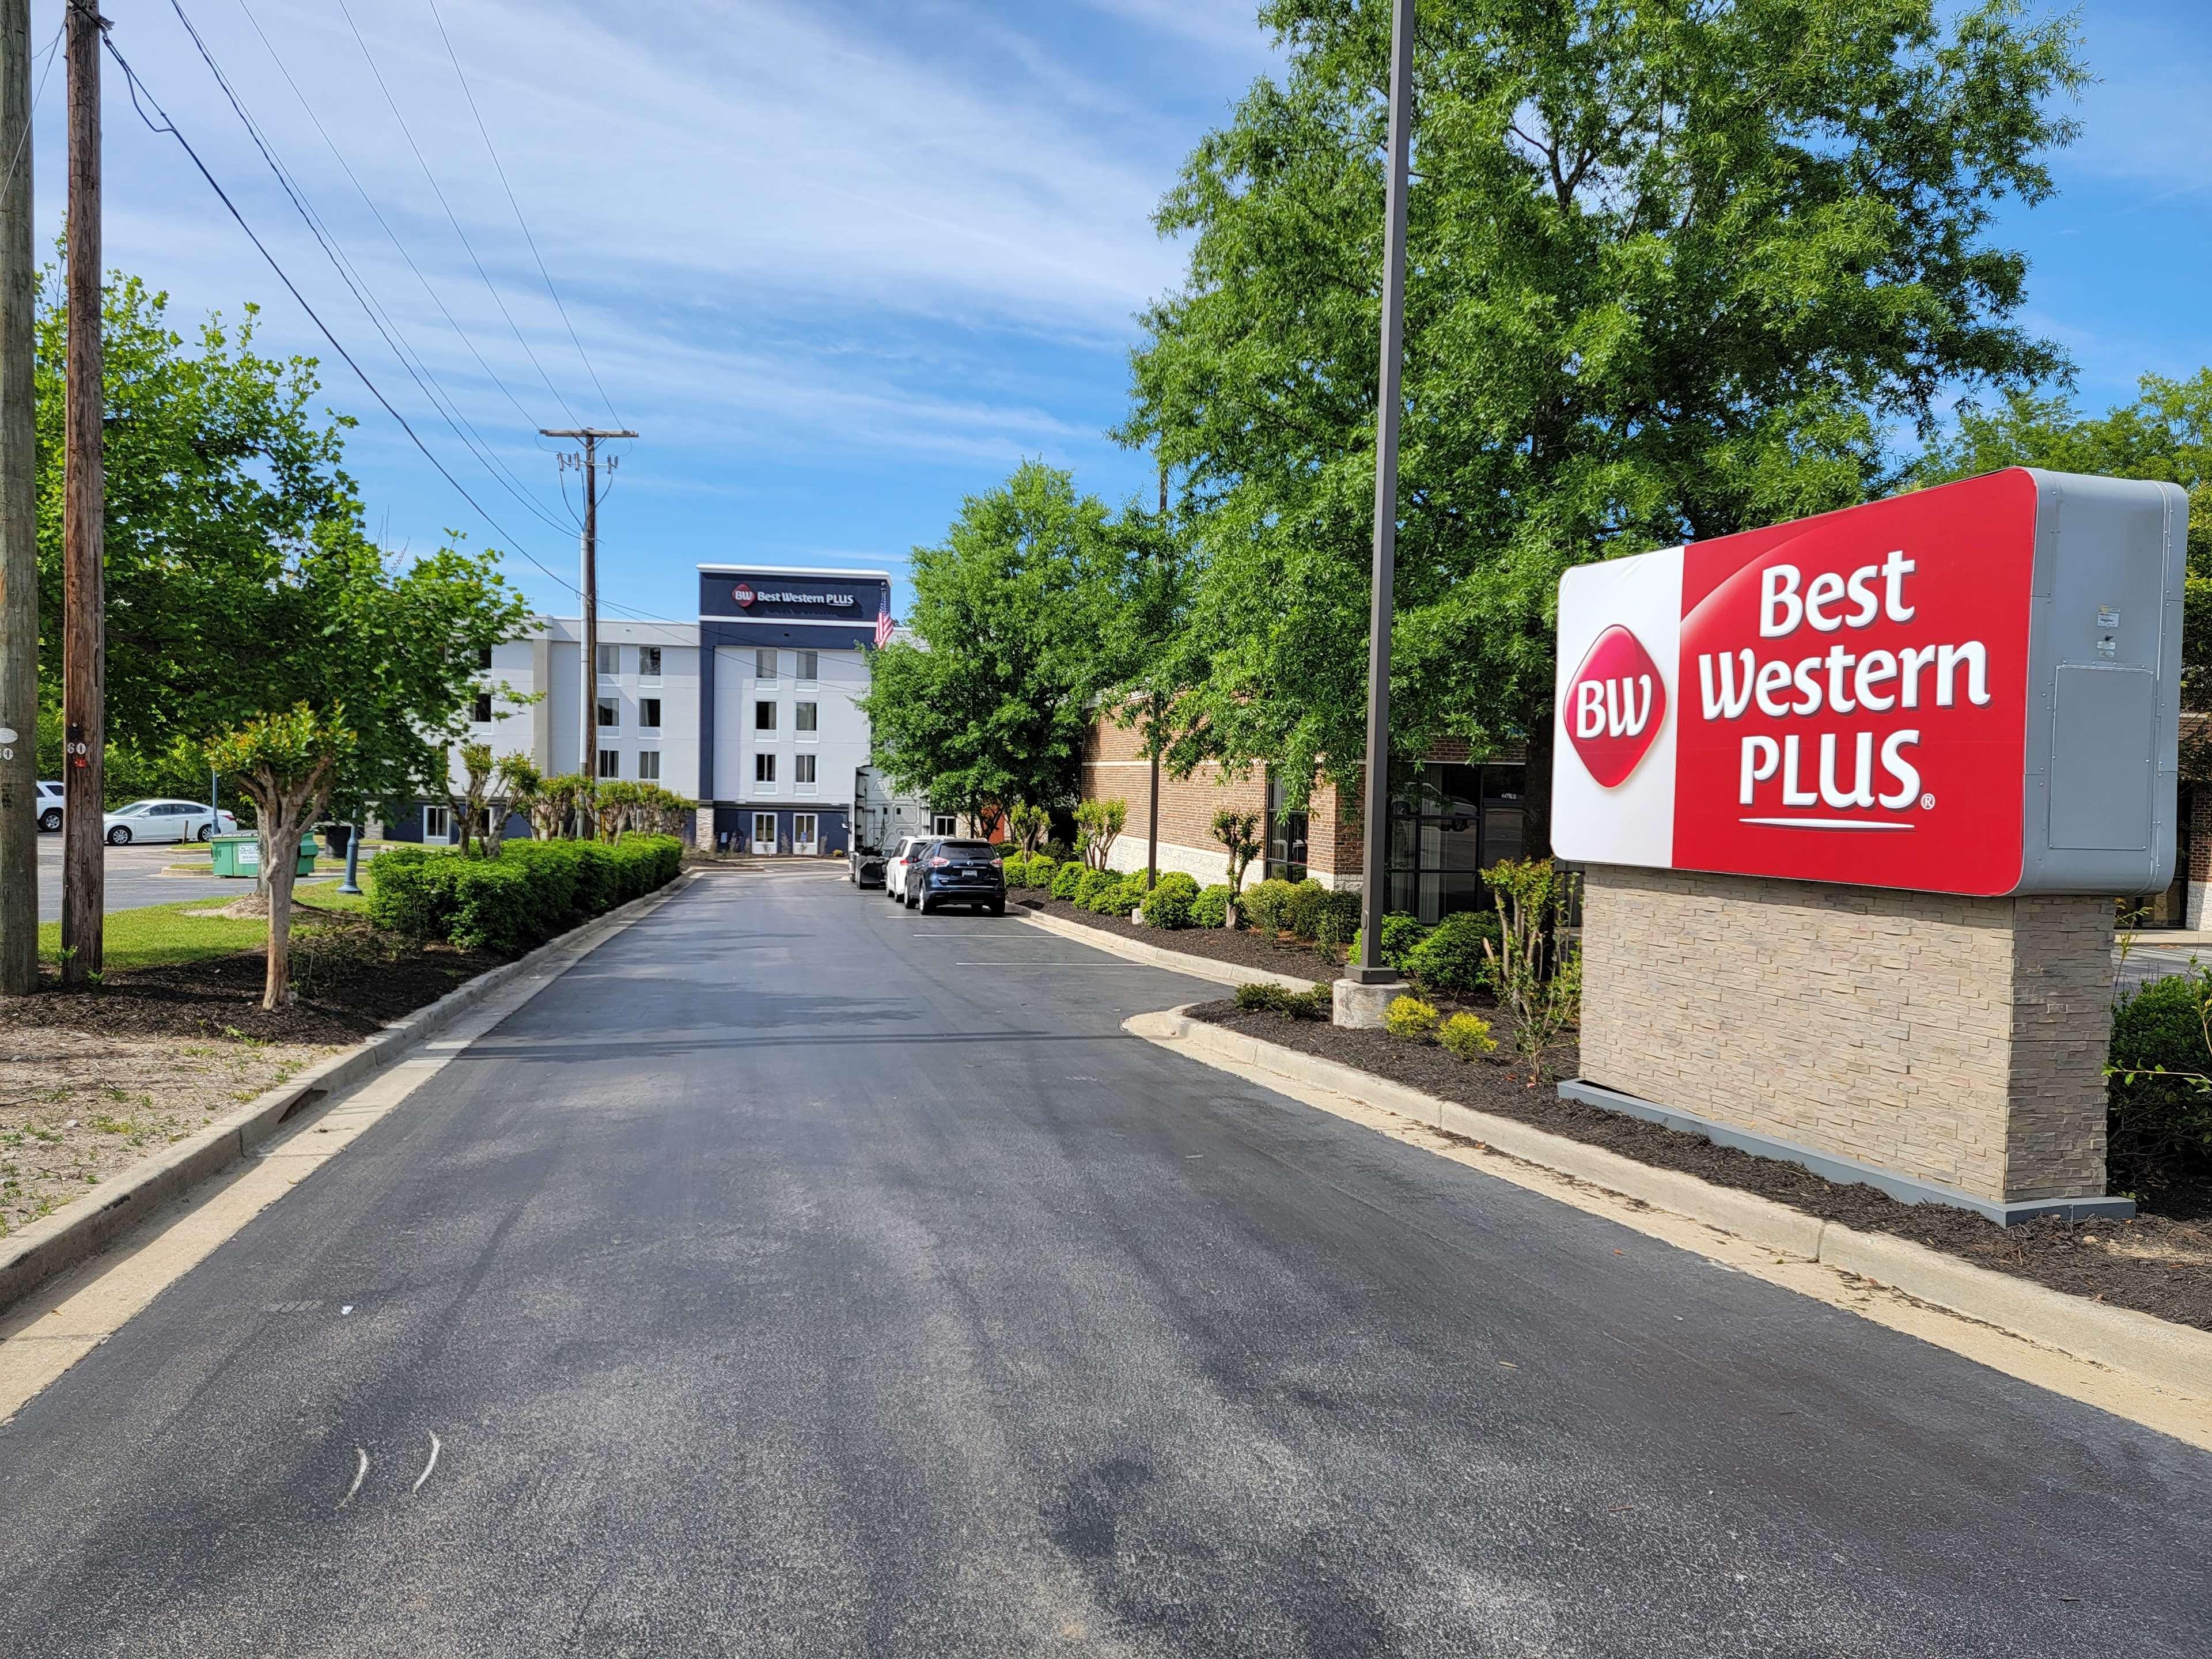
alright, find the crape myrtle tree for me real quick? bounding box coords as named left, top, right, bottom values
left=861, top=461, right=1143, bottom=825
left=1123, top=0, right=2086, bottom=854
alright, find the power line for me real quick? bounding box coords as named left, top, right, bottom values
left=171, top=0, right=579, bottom=539
left=101, top=25, right=662, bottom=622
left=231, top=0, right=579, bottom=509
left=332, top=0, right=584, bottom=432
left=0, top=18, right=60, bottom=210
left=426, top=0, right=623, bottom=431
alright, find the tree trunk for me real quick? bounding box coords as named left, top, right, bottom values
left=262, top=801, right=305, bottom=1009
left=1521, top=694, right=1554, bottom=862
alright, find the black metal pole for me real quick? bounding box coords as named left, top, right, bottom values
left=1351, top=0, right=1415, bottom=987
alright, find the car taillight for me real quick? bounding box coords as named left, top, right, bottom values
left=930, top=855, right=950, bottom=867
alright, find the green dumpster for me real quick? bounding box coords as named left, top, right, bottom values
left=209, top=834, right=316, bottom=880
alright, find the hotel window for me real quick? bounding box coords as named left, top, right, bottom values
left=422, top=804, right=452, bottom=842
left=1384, top=760, right=1528, bottom=924
left=639, top=698, right=662, bottom=729
left=472, top=691, right=493, bottom=724
left=794, top=753, right=817, bottom=785
left=597, top=696, right=619, bottom=729
left=597, top=749, right=620, bottom=779
left=755, top=647, right=778, bottom=681
left=639, top=645, right=662, bottom=678
left=476, top=646, right=493, bottom=669
left=754, top=699, right=776, bottom=732
left=794, top=701, right=817, bottom=733
left=638, top=749, right=661, bottom=781
left=755, top=753, right=777, bottom=783
left=796, top=649, right=819, bottom=683
left=597, top=643, right=620, bottom=676
left=1264, top=772, right=1308, bottom=884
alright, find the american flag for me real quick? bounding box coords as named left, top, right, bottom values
left=873, top=607, right=896, bottom=649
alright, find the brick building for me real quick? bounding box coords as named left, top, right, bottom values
left=1079, top=717, right=1531, bottom=923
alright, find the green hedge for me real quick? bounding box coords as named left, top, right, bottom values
left=1191, top=884, right=1232, bottom=929
left=1142, top=871, right=1200, bottom=929
left=1402, top=909, right=1501, bottom=996
left=368, top=834, right=683, bottom=953
left=1051, top=861, right=1086, bottom=900
left=2107, top=970, right=2212, bottom=1206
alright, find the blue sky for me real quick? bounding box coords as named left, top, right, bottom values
left=26, top=1, right=2212, bottom=623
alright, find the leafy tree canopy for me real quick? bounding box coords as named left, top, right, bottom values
left=1124, top=0, right=2085, bottom=846
left=861, top=461, right=1145, bottom=820
left=35, top=268, right=525, bottom=812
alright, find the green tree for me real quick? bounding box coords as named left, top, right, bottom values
left=1126, top=0, right=2085, bottom=852
left=203, top=703, right=355, bottom=1010
left=861, top=461, right=1140, bottom=821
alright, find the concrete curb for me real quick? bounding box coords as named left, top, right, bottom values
left=1018, top=907, right=1324, bottom=993
left=1137, top=1007, right=2212, bottom=1403
left=0, top=869, right=698, bottom=1317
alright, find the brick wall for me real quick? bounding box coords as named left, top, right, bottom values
left=1081, top=717, right=1265, bottom=884
left=2187, top=785, right=2212, bottom=928
left=1579, top=864, right=2116, bottom=1205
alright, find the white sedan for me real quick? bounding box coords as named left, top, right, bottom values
left=101, top=799, right=240, bottom=846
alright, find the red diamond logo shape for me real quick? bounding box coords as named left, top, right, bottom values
left=1566, top=624, right=1667, bottom=787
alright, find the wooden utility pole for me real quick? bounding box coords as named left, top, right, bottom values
left=1146, top=461, right=1164, bottom=890
left=0, top=0, right=36, bottom=995
left=59, top=0, right=102, bottom=985
left=541, top=427, right=634, bottom=786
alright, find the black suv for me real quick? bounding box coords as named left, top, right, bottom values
left=903, top=838, right=1006, bottom=915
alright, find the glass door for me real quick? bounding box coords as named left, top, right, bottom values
left=792, top=813, right=819, bottom=855
left=751, top=812, right=777, bottom=855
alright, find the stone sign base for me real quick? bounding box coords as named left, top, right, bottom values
left=1575, top=864, right=2131, bottom=1225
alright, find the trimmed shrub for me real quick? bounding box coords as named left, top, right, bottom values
left=362, top=834, right=681, bottom=954
left=1241, top=878, right=1297, bottom=934
left=1313, top=888, right=1362, bottom=949
left=450, top=858, right=538, bottom=953
left=1439, top=1011, right=1498, bottom=1060
left=1191, top=884, right=1232, bottom=929
left=1074, top=867, right=1120, bottom=912
left=1143, top=871, right=1200, bottom=929
left=1350, top=912, right=1429, bottom=973
left=1283, top=878, right=1330, bottom=941
left=1233, top=980, right=1331, bottom=1020
left=1384, top=996, right=1440, bottom=1040
left=1051, top=860, right=1086, bottom=900
left=1097, top=872, right=1149, bottom=916
left=1403, top=909, right=1502, bottom=997
left=2107, top=969, right=2212, bottom=1205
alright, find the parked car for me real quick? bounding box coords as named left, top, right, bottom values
left=903, top=838, right=1006, bottom=915
left=101, top=799, right=239, bottom=846
left=884, top=834, right=928, bottom=901
left=849, top=845, right=887, bottom=888
left=35, top=779, right=63, bottom=832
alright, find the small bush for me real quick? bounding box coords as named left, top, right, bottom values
left=1439, top=1011, right=1498, bottom=1060
left=1143, top=871, right=1200, bottom=929
left=1241, top=878, right=1297, bottom=934
left=1112, top=872, right=1151, bottom=915
left=362, top=832, right=680, bottom=953
left=2107, top=968, right=2212, bottom=1205
left=1191, top=884, right=1232, bottom=929
left=1074, top=867, right=1119, bottom=912
left=1350, top=912, right=1429, bottom=972
left=1283, top=878, right=1330, bottom=941
left=1403, top=909, right=1502, bottom=996
left=1022, top=855, right=1059, bottom=891
left=1051, top=860, right=1086, bottom=900
left=1233, top=980, right=1330, bottom=1020
left=1384, top=995, right=1440, bottom=1040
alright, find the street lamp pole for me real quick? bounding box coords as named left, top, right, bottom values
left=1350, top=0, right=1416, bottom=994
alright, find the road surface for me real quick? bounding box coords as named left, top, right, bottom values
left=33, top=835, right=341, bottom=922
left=1, top=865, right=2207, bottom=1655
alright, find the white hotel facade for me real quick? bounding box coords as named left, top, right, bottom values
left=385, top=566, right=894, bottom=855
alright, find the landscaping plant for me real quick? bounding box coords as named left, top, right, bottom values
left=1210, top=809, right=1262, bottom=897
left=1283, top=878, right=1330, bottom=941
left=1383, top=997, right=1440, bottom=1041
left=1142, top=871, right=1200, bottom=929
left=1350, top=913, right=1429, bottom=975
left=1008, top=802, right=1052, bottom=852
left=1191, top=884, right=1232, bottom=929
left=1233, top=980, right=1330, bottom=1020
left=1239, top=878, right=1297, bottom=935
left=2106, top=966, right=2212, bottom=1208
left=1074, top=797, right=1128, bottom=870
left=1439, top=1012, right=1498, bottom=1061
left=1480, top=859, right=1582, bottom=1085
left=203, top=703, right=357, bottom=1010
left=1051, top=861, right=1086, bottom=900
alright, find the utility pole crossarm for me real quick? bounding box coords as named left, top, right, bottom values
left=538, top=429, right=637, bottom=794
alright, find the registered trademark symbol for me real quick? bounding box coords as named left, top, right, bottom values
left=1921, top=793, right=1936, bottom=810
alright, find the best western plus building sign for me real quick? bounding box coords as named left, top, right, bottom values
left=1554, top=469, right=2187, bottom=1223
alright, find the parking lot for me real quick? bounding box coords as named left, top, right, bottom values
left=32, top=834, right=341, bottom=923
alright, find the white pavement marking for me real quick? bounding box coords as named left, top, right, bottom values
left=339, top=1447, right=369, bottom=1510
left=411, top=1433, right=441, bottom=1495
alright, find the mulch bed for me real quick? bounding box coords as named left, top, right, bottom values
left=1016, top=895, right=1347, bottom=983
left=1190, top=999, right=2212, bottom=1334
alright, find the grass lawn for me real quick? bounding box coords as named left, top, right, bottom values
left=38, top=889, right=373, bottom=972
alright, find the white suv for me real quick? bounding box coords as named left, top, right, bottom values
left=884, top=834, right=926, bottom=900
left=34, top=779, right=62, bottom=832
